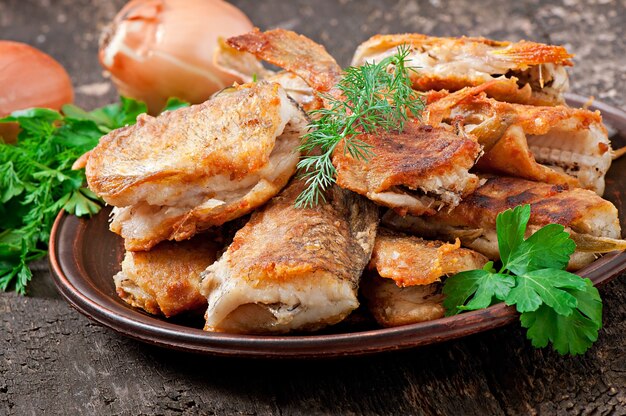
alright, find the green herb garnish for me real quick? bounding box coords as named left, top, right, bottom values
left=0, top=97, right=189, bottom=294
left=443, top=205, right=602, bottom=355
left=295, top=46, right=424, bottom=207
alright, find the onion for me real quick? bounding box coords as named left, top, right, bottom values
left=0, top=41, right=74, bottom=117
left=100, top=0, right=254, bottom=114
left=0, top=41, right=74, bottom=142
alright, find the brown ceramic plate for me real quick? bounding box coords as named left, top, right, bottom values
left=49, top=95, right=626, bottom=358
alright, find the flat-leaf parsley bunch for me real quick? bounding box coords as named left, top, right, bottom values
left=443, top=204, right=602, bottom=355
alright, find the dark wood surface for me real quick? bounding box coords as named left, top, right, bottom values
left=1, top=0, right=626, bottom=414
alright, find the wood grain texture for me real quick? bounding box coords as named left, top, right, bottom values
left=1, top=0, right=626, bottom=414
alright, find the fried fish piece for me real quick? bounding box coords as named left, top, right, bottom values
left=426, top=87, right=611, bottom=195
left=85, top=81, right=308, bottom=251
left=228, top=29, right=482, bottom=215
left=200, top=180, right=379, bottom=334
left=351, top=34, right=573, bottom=105
left=368, top=228, right=488, bottom=286
left=362, top=228, right=488, bottom=327
left=383, top=176, right=626, bottom=270
left=114, top=235, right=220, bottom=318
left=333, top=120, right=482, bottom=215
left=227, top=28, right=342, bottom=95
left=213, top=38, right=322, bottom=112
left=361, top=278, right=447, bottom=327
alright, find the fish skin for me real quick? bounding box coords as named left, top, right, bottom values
left=227, top=28, right=342, bottom=95
left=362, top=228, right=487, bottom=327
left=213, top=38, right=323, bottom=112
left=333, top=119, right=482, bottom=215
left=388, top=176, right=620, bottom=237
left=368, top=228, right=488, bottom=287
left=201, top=180, right=379, bottom=334
left=361, top=277, right=446, bottom=328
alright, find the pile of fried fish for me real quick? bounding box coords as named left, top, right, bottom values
left=80, top=29, right=626, bottom=334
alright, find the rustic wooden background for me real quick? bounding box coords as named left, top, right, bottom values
left=1, top=0, right=625, bottom=414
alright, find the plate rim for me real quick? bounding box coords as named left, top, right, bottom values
left=48, top=94, right=626, bottom=358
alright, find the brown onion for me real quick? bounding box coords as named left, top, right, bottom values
left=100, top=0, right=254, bottom=114
left=0, top=41, right=74, bottom=142
left=0, top=41, right=74, bottom=116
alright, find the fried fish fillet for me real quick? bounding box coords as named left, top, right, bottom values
left=228, top=29, right=482, bottom=215
left=383, top=176, right=626, bottom=270
left=333, top=120, right=482, bottom=215
left=351, top=34, right=573, bottom=105
left=85, top=81, right=308, bottom=251
left=200, top=180, right=379, bottom=334
left=114, top=235, right=220, bottom=317
left=362, top=228, right=488, bottom=327
left=426, top=86, right=611, bottom=194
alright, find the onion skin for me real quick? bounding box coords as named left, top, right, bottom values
left=100, top=0, right=254, bottom=114
left=0, top=41, right=74, bottom=116
left=0, top=41, right=74, bottom=142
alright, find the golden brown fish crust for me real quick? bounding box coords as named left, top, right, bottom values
left=369, top=228, right=488, bottom=287
left=201, top=180, right=379, bottom=334
left=213, top=38, right=323, bottom=112
left=353, top=34, right=573, bottom=66
left=114, top=235, right=220, bottom=318
left=86, top=81, right=308, bottom=251
left=333, top=120, right=482, bottom=215
left=362, top=229, right=487, bottom=327
left=352, top=34, right=573, bottom=105
left=226, top=182, right=375, bottom=285
left=87, top=82, right=296, bottom=204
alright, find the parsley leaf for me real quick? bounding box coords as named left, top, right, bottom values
left=442, top=204, right=604, bottom=356
left=62, top=188, right=102, bottom=217
left=520, top=279, right=602, bottom=355
left=505, top=268, right=586, bottom=314
left=504, top=224, right=576, bottom=275
left=0, top=162, right=25, bottom=203
left=496, top=203, right=530, bottom=266
left=443, top=266, right=515, bottom=315
left=162, top=97, right=190, bottom=112
left=62, top=96, right=148, bottom=132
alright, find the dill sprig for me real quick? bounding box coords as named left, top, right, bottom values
left=295, top=45, right=424, bottom=207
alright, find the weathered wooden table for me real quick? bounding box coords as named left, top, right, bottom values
left=2, top=0, right=625, bottom=414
